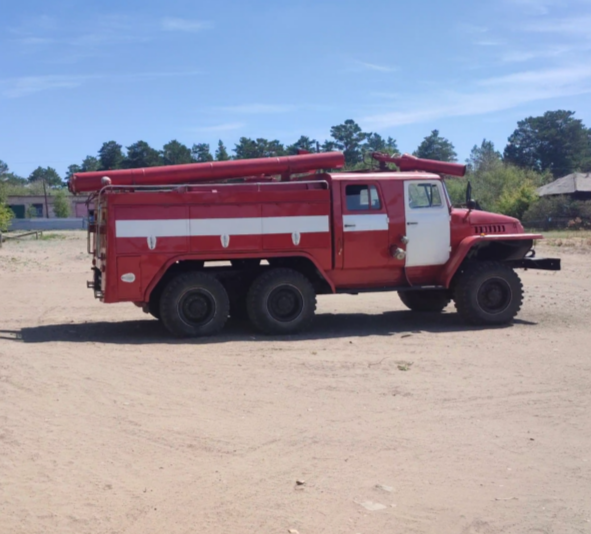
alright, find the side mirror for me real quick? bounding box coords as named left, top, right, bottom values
left=465, top=181, right=479, bottom=211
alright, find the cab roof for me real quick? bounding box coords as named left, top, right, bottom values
left=327, top=171, right=443, bottom=182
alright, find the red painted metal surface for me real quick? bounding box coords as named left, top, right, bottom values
left=100, top=182, right=334, bottom=303
left=372, top=153, right=467, bottom=177
left=69, top=152, right=345, bottom=193
left=84, top=151, right=546, bottom=310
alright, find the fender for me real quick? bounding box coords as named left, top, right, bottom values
left=439, top=233, right=542, bottom=288
left=143, top=251, right=336, bottom=302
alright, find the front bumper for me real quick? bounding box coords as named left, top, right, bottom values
left=507, top=257, right=561, bottom=271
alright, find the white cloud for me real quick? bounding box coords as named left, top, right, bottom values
left=10, top=15, right=148, bottom=52
left=524, top=15, right=591, bottom=34
left=190, top=123, right=245, bottom=133
left=353, top=61, right=397, bottom=73
left=161, top=18, right=213, bottom=32
left=500, top=45, right=575, bottom=63
left=474, top=40, right=504, bottom=47
left=9, top=15, right=58, bottom=35
left=503, top=0, right=559, bottom=15
left=459, top=24, right=489, bottom=34
left=69, top=32, right=148, bottom=47
left=215, top=104, right=295, bottom=114
left=361, top=64, right=591, bottom=129
left=476, top=65, right=591, bottom=87
left=370, top=91, right=401, bottom=99
left=0, top=75, right=97, bottom=98
left=10, top=16, right=214, bottom=59
left=17, top=37, right=56, bottom=45
left=0, top=71, right=202, bottom=98
left=129, top=70, right=202, bottom=79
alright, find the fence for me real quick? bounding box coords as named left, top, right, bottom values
left=525, top=217, right=591, bottom=231
left=8, top=218, right=88, bottom=232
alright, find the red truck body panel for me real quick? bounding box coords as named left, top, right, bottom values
left=100, top=181, right=334, bottom=303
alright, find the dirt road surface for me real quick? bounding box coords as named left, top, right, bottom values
left=1, top=232, right=590, bottom=534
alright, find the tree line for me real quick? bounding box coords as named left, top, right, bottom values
left=2, top=110, right=591, bottom=230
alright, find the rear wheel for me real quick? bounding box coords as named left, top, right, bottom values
left=247, top=268, right=316, bottom=335
left=398, top=290, right=451, bottom=312
left=160, top=272, right=230, bottom=337
left=453, top=261, right=523, bottom=325
left=148, top=297, right=161, bottom=320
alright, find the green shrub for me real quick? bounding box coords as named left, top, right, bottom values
left=0, top=184, right=14, bottom=231
left=522, top=196, right=591, bottom=229
left=53, top=190, right=70, bottom=218
left=445, top=164, right=544, bottom=219
left=496, top=183, right=539, bottom=220
left=0, top=203, right=14, bottom=232
left=443, top=177, right=466, bottom=206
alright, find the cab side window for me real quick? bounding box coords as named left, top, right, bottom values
left=408, top=183, right=442, bottom=209
left=346, top=184, right=381, bottom=211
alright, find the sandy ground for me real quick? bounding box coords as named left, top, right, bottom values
left=1, top=231, right=590, bottom=534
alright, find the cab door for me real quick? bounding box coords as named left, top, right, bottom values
left=341, top=182, right=390, bottom=269
left=404, top=180, right=451, bottom=267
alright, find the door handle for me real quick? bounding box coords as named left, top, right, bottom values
left=407, top=222, right=419, bottom=226
left=344, top=224, right=356, bottom=228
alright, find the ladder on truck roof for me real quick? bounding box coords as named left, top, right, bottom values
left=69, top=151, right=467, bottom=195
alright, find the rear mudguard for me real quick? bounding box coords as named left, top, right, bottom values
left=142, top=251, right=336, bottom=303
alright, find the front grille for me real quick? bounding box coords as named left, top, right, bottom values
left=474, top=225, right=506, bottom=235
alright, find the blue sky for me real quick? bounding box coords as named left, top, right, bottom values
left=1, top=0, right=591, bottom=177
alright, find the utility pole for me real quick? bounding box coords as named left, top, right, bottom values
left=42, top=179, right=49, bottom=218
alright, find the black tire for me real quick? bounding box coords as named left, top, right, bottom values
left=453, top=261, right=523, bottom=325
left=160, top=271, right=230, bottom=337
left=148, top=297, right=161, bottom=320
left=247, top=268, right=316, bottom=335
left=398, top=290, right=451, bottom=312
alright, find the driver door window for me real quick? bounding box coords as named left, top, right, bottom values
left=346, top=184, right=381, bottom=211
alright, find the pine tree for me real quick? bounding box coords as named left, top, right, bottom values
left=215, top=140, right=230, bottom=161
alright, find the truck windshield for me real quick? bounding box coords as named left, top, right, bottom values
left=408, top=183, right=442, bottom=209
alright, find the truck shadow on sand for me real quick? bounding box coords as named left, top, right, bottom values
left=1, top=311, right=536, bottom=345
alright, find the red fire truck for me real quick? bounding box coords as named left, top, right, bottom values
left=70, top=152, right=560, bottom=337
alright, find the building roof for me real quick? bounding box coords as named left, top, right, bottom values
left=537, top=173, right=591, bottom=196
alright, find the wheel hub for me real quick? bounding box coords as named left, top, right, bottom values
left=268, top=286, right=304, bottom=322
left=477, top=278, right=512, bottom=314
left=179, top=290, right=216, bottom=326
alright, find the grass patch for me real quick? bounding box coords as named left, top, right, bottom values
left=531, top=229, right=591, bottom=239
left=40, top=233, right=67, bottom=241
left=528, top=229, right=591, bottom=250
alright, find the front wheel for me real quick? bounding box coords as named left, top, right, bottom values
left=160, top=272, right=230, bottom=337
left=148, top=298, right=161, bottom=320
left=453, top=261, right=523, bottom=325
left=247, top=268, right=316, bottom=335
